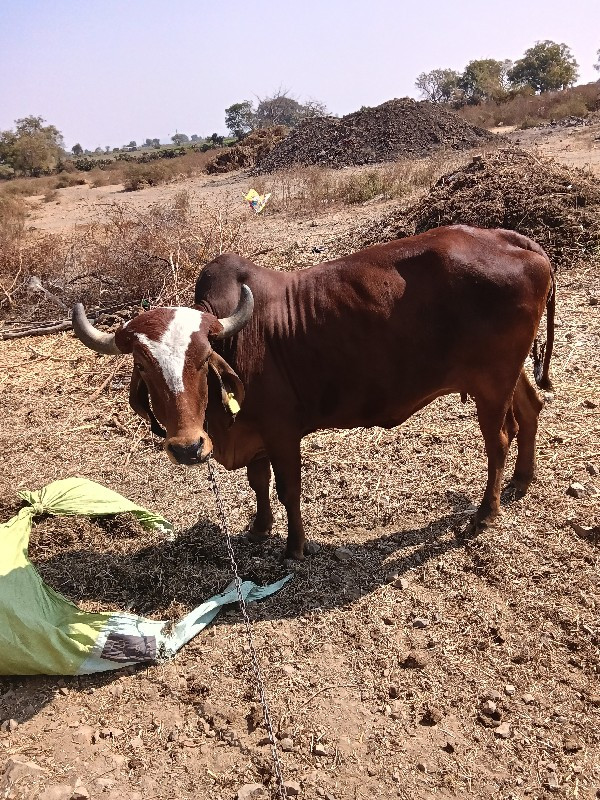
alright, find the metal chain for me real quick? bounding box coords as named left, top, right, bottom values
left=206, top=456, right=288, bottom=800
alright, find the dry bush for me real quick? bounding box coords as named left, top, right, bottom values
left=54, top=172, right=87, bottom=189
left=88, top=168, right=115, bottom=188
left=249, top=155, right=463, bottom=214
left=43, top=189, right=59, bottom=203
left=1, top=191, right=252, bottom=322
left=0, top=175, right=59, bottom=198
left=123, top=161, right=171, bottom=190
left=122, top=150, right=215, bottom=191
left=459, top=83, right=599, bottom=128
left=0, top=195, right=27, bottom=308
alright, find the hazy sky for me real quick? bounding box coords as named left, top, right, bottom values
left=1, top=0, right=598, bottom=150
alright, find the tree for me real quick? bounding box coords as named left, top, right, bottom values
left=225, top=100, right=255, bottom=138
left=171, top=133, right=189, bottom=145
left=254, top=90, right=328, bottom=128
left=508, top=41, right=579, bottom=93
left=415, top=69, right=461, bottom=102
left=595, top=49, right=600, bottom=72
left=72, top=143, right=83, bottom=156
left=459, top=59, right=512, bottom=104
left=210, top=133, right=224, bottom=146
left=0, top=116, right=64, bottom=176
left=94, top=147, right=103, bottom=154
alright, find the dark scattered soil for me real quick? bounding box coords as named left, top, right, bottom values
left=254, top=99, right=497, bottom=173
left=206, top=127, right=288, bottom=175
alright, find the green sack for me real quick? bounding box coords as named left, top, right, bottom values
left=0, top=478, right=290, bottom=676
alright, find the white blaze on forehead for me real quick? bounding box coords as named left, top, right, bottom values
left=135, top=307, right=204, bottom=394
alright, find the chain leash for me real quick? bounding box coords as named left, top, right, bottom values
left=206, top=456, right=288, bottom=800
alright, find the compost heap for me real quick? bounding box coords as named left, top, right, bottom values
left=253, top=98, right=497, bottom=173
left=354, top=148, right=600, bottom=269
left=206, top=126, right=287, bottom=174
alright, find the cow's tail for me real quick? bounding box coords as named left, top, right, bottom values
left=533, top=267, right=555, bottom=391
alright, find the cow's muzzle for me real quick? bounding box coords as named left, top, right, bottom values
left=166, top=436, right=212, bottom=465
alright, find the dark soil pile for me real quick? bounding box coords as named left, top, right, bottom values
left=355, top=148, right=600, bottom=269
left=253, top=99, right=497, bottom=173
left=205, top=126, right=287, bottom=174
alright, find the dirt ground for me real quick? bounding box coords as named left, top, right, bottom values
left=1, top=131, right=600, bottom=800
left=507, top=116, right=600, bottom=178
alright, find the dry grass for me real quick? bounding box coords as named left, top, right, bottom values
left=458, top=82, right=600, bottom=129
left=250, top=153, right=469, bottom=214
left=0, top=149, right=218, bottom=200
left=0, top=191, right=252, bottom=322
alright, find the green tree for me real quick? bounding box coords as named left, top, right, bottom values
left=459, top=59, right=512, bottom=104
left=0, top=116, right=64, bottom=176
left=415, top=69, right=461, bottom=102
left=225, top=101, right=256, bottom=138
left=171, top=133, right=189, bottom=145
left=72, top=143, right=83, bottom=156
left=595, top=49, right=600, bottom=72
left=508, top=41, right=579, bottom=93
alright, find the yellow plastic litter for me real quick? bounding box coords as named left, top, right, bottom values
left=244, top=189, right=271, bottom=214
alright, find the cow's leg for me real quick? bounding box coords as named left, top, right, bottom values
left=471, top=394, right=513, bottom=532
left=268, top=440, right=305, bottom=561
left=511, top=369, right=544, bottom=494
left=246, top=456, right=274, bottom=543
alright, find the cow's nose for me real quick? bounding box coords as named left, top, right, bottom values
left=168, top=439, right=205, bottom=465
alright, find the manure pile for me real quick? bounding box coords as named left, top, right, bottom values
left=354, top=148, right=600, bottom=269
left=205, top=126, right=287, bottom=174
left=254, top=98, right=497, bottom=173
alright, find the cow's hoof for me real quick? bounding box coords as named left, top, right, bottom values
left=282, top=557, right=303, bottom=570
left=246, top=526, right=272, bottom=544
left=461, top=513, right=494, bottom=539
left=509, top=473, right=534, bottom=497
left=304, top=540, right=321, bottom=556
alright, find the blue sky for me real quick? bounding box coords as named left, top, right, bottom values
left=0, top=0, right=598, bottom=149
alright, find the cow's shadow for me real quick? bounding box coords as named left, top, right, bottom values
left=0, top=491, right=508, bottom=721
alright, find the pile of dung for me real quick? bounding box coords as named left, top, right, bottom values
left=411, top=148, right=600, bottom=268
left=353, top=148, right=600, bottom=269
left=253, top=98, right=497, bottom=173
left=205, top=126, right=288, bottom=174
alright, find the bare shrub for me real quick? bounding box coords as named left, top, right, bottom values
left=1, top=191, right=252, bottom=321
left=123, top=162, right=170, bottom=190
left=0, top=195, right=27, bottom=308
left=43, top=189, right=59, bottom=203
left=459, top=83, right=599, bottom=128
left=54, top=172, right=87, bottom=189
left=247, top=154, right=465, bottom=213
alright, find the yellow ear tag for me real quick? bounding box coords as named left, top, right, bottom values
left=227, top=393, right=241, bottom=415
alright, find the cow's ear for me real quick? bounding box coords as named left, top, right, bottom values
left=206, top=317, right=224, bottom=339
left=115, top=325, right=134, bottom=354
left=129, top=366, right=166, bottom=437
left=208, top=351, right=245, bottom=408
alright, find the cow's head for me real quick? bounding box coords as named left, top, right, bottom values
left=72, top=286, right=253, bottom=465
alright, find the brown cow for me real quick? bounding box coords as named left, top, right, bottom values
left=72, top=225, right=555, bottom=561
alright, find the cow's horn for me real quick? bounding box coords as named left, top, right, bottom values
left=71, top=303, right=121, bottom=355
left=214, top=284, right=254, bottom=340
